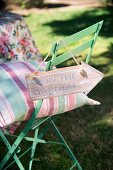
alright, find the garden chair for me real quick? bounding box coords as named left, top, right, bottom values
left=0, top=20, right=104, bottom=170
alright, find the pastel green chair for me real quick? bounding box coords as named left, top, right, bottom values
left=0, top=20, right=103, bottom=170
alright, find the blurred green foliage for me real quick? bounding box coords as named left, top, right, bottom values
left=100, top=0, right=113, bottom=6
left=14, top=0, right=44, bottom=8
left=0, top=0, right=45, bottom=9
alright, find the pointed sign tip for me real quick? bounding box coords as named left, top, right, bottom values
left=88, top=98, right=101, bottom=105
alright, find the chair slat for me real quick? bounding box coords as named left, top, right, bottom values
left=56, top=21, right=103, bottom=51
left=51, top=39, right=93, bottom=66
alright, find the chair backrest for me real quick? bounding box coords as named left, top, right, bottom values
left=46, top=21, right=103, bottom=70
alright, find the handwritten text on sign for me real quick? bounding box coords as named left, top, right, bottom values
left=25, top=63, right=104, bottom=101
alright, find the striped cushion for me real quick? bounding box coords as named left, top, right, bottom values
left=0, top=61, right=99, bottom=127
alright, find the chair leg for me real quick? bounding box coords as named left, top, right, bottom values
left=29, top=127, right=39, bottom=170
left=49, top=118, right=82, bottom=170
left=0, top=100, right=43, bottom=170
left=0, top=129, right=25, bottom=170
left=0, top=108, right=82, bottom=170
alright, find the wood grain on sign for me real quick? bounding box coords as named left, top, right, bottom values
left=25, top=63, right=104, bottom=101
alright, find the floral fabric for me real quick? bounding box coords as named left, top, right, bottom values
left=0, top=11, right=41, bottom=63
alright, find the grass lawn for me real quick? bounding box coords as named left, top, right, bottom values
left=1, top=6, right=113, bottom=170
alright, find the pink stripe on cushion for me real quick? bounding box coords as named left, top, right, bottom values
left=46, top=99, right=50, bottom=116
left=42, top=100, right=48, bottom=117
left=0, top=90, right=15, bottom=122
left=37, top=97, right=56, bottom=118
left=22, top=62, right=34, bottom=72
left=2, top=64, right=34, bottom=119
left=37, top=99, right=49, bottom=118
left=48, top=97, right=54, bottom=116
left=53, top=97, right=58, bottom=115
left=0, top=112, right=6, bottom=126
left=0, top=89, right=16, bottom=126
left=0, top=121, right=3, bottom=127
left=7, top=62, right=34, bottom=86
left=6, top=62, right=35, bottom=120
left=67, top=94, right=75, bottom=110
left=36, top=100, right=46, bottom=118
left=0, top=115, right=6, bottom=127
left=0, top=111, right=9, bottom=126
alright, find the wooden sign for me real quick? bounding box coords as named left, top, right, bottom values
left=25, top=63, right=104, bottom=101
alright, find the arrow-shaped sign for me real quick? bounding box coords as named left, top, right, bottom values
left=26, top=62, right=104, bottom=101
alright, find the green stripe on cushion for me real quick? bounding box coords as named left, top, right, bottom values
left=0, top=67, right=27, bottom=121
left=76, top=93, right=88, bottom=108
left=57, top=95, right=65, bottom=114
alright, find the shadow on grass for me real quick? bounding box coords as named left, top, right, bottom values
left=41, top=3, right=70, bottom=9
left=39, top=8, right=113, bottom=169
left=50, top=73, right=113, bottom=170
left=0, top=72, right=113, bottom=170
left=43, top=7, right=113, bottom=38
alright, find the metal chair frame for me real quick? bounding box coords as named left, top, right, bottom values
left=0, top=21, right=103, bottom=170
